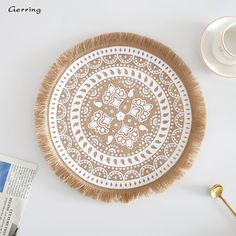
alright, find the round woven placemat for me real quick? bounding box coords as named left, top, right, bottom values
left=35, top=33, right=206, bottom=202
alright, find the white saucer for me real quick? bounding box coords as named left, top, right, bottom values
left=201, top=17, right=236, bottom=78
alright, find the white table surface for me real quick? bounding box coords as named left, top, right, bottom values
left=1, top=0, right=236, bottom=235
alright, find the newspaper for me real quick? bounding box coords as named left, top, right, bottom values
left=0, top=154, right=37, bottom=236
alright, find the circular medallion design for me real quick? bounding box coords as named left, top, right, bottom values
left=48, top=46, right=192, bottom=189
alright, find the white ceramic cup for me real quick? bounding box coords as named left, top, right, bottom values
left=213, top=22, right=236, bottom=65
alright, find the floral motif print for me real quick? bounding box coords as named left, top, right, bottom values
left=128, top=98, right=153, bottom=122
left=88, top=110, right=113, bottom=135
left=102, top=84, right=127, bottom=108
left=115, top=125, right=139, bottom=149
left=88, top=84, right=153, bottom=149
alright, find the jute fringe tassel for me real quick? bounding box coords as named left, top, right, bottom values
left=35, top=32, right=206, bottom=202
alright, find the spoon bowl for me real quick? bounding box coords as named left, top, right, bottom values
left=211, top=184, right=223, bottom=198
left=210, top=184, right=236, bottom=217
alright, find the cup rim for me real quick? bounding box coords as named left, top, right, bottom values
left=200, top=16, right=236, bottom=78
left=222, top=22, right=236, bottom=58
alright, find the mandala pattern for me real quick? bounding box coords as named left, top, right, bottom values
left=88, top=83, right=152, bottom=149
left=48, top=46, right=192, bottom=189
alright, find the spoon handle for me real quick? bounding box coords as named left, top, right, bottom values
left=220, top=196, right=236, bottom=217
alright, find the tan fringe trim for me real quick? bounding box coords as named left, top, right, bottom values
left=35, top=32, right=206, bottom=203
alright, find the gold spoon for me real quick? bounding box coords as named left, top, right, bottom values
left=210, top=184, right=236, bottom=217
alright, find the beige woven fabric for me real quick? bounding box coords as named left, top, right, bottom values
left=35, top=33, right=206, bottom=202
